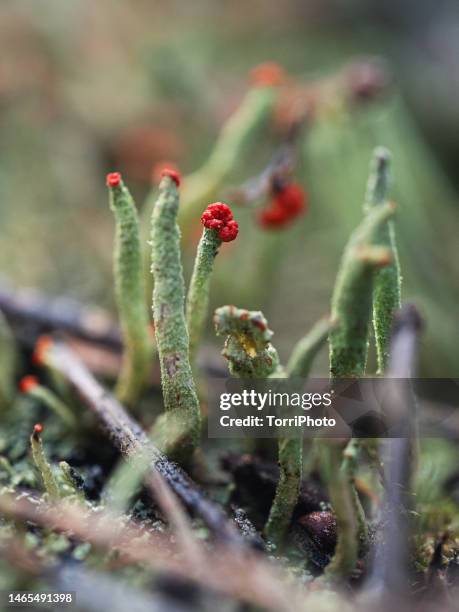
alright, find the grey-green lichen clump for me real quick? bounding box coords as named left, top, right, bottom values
left=107, top=173, right=153, bottom=405
left=329, top=201, right=395, bottom=378
left=151, top=171, right=201, bottom=461
left=364, top=147, right=402, bottom=373
left=213, top=305, right=280, bottom=377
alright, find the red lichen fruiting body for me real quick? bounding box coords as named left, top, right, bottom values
left=160, top=167, right=181, bottom=187
left=106, top=172, right=122, bottom=188
left=257, top=205, right=290, bottom=228
left=33, top=423, right=43, bottom=435
left=274, top=183, right=306, bottom=215
left=19, top=375, right=39, bottom=394
left=250, top=62, right=286, bottom=87
left=152, top=161, right=179, bottom=185
left=201, top=202, right=233, bottom=225
left=257, top=182, right=307, bottom=229
left=218, top=219, right=239, bottom=242
left=32, top=335, right=53, bottom=366
left=201, top=202, right=238, bottom=242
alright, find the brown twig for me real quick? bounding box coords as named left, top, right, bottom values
left=0, top=279, right=122, bottom=350
left=44, top=341, right=257, bottom=549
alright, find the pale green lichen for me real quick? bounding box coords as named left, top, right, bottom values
left=320, top=443, right=358, bottom=581
left=364, top=147, right=402, bottom=373
left=325, top=195, right=396, bottom=581
left=26, top=385, right=76, bottom=428
left=214, top=305, right=305, bottom=549
left=186, top=227, right=223, bottom=368
left=30, top=428, right=60, bottom=501
left=214, top=305, right=280, bottom=377
left=287, top=316, right=334, bottom=378
left=108, top=176, right=153, bottom=405
left=329, top=202, right=395, bottom=379
left=150, top=175, right=201, bottom=461
left=266, top=316, right=331, bottom=548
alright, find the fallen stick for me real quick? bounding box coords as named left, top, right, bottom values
left=0, top=279, right=122, bottom=350
left=43, top=341, right=258, bottom=549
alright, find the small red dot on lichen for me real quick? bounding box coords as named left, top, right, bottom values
left=250, top=62, right=286, bottom=87
left=106, top=172, right=122, bottom=188
left=19, top=375, right=39, bottom=394
left=33, top=423, right=43, bottom=434
left=160, top=167, right=181, bottom=187
left=32, top=335, right=53, bottom=366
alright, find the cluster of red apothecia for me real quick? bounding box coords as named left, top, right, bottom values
left=257, top=177, right=307, bottom=229
left=201, top=202, right=239, bottom=242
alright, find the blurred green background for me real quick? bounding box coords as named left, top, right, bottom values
left=1, top=0, right=459, bottom=376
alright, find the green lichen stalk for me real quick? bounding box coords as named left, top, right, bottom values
left=21, top=378, right=76, bottom=427
left=30, top=425, right=60, bottom=501
left=214, top=305, right=302, bottom=548
left=329, top=201, right=395, bottom=378
left=107, top=173, right=153, bottom=405
left=214, top=305, right=281, bottom=377
left=187, top=228, right=221, bottom=366
left=364, top=147, right=402, bottom=373
left=151, top=172, right=201, bottom=461
left=287, top=316, right=334, bottom=377
left=321, top=443, right=358, bottom=581
left=325, top=199, right=395, bottom=581
left=265, top=434, right=302, bottom=548
left=341, top=438, right=368, bottom=553
left=187, top=203, right=239, bottom=368
left=266, top=316, right=332, bottom=547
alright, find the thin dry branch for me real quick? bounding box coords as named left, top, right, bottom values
left=364, top=304, right=423, bottom=602
left=45, top=341, right=257, bottom=549
left=0, top=280, right=122, bottom=350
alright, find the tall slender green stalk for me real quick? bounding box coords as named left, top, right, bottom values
left=264, top=316, right=332, bottom=547
left=187, top=203, right=238, bottom=368
left=107, top=172, right=153, bottom=405
left=325, top=197, right=396, bottom=581
left=151, top=171, right=201, bottom=462
left=364, top=147, right=402, bottom=373
left=329, top=202, right=395, bottom=378
left=287, top=316, right=334, bottom=378
left=30, top=424, right=60, bottom=501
